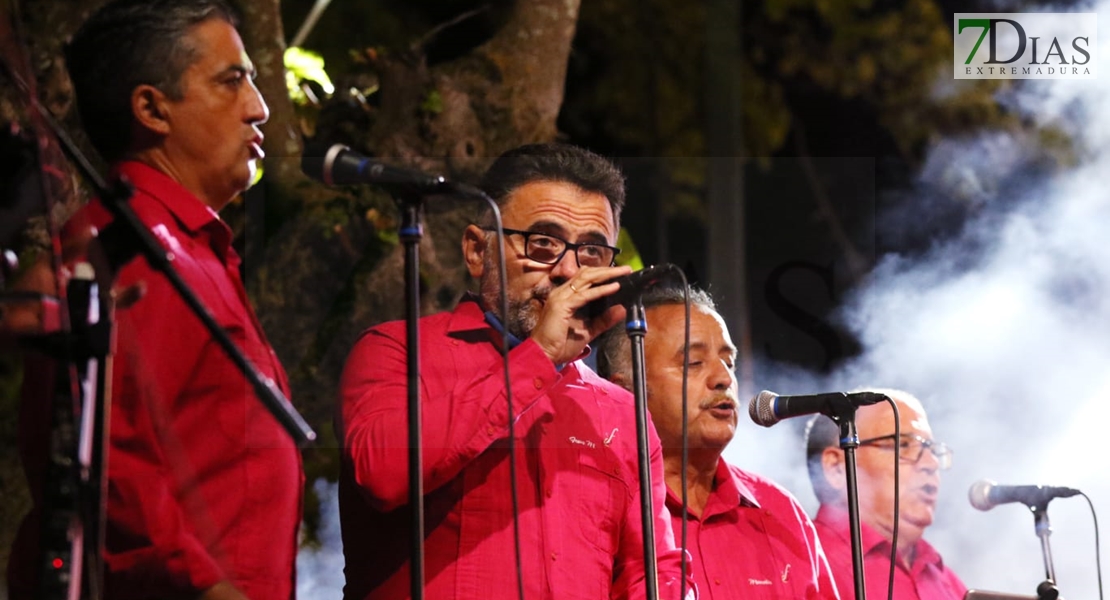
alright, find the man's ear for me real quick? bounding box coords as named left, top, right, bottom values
left=462, top=224, right=488, bottom=279
left=131, top=84, right=172, bottom=136
left=821, top=447, right=847, bottom=492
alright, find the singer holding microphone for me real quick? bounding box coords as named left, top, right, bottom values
left=597, top=284, right=839, bottom=600
left=336, top=143, right=693, bottom=599
left=804, top=389, right=967, bottom=600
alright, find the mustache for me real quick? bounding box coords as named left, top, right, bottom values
left=698, top=394, right=737, bottom=410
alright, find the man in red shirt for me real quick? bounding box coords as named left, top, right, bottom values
left=337, top=143, right=693, bottom=600
left=805, top=390, right=966, bottom=600
left=8, top=1, right=302, bottom=599
left=596, top=285, right=839, bottom=600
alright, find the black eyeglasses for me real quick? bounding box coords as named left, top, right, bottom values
left=858, top=433, right=953, bottom=470
left=484, top=227, right=621, bottom=268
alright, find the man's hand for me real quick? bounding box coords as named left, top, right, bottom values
left=529, top=265, right=632, bottom=364
left=197, top=581, right=250, bottom=600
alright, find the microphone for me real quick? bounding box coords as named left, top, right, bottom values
left=968, top=479, right=1081, bottom=511
left=748, top=389, right=889, bottom=427
left=302, top=144, right=448, bottom=193
left=583, top=264, right=673, bottom=318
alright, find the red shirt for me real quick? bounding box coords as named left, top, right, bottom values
left=813, top=506, right=967, bottom=600
left=8, top=161, right=302, bottom=599
left=667, top=461, right=839, bottom=600
left=337, top=297, right=694, bottom=600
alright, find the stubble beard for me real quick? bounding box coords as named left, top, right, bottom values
left=480, top=254, right=548, bottom=340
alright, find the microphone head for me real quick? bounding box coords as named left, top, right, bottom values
left=968, top=479, right=997, bottom=511
left=748, top=390, right=780, bottom=428
left=301, top=143, right=349, bottom=185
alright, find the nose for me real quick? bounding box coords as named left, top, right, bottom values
left=547, top=248, right=580, bottom=284
left=246, top=78, right=270, bottom=125
left=917, top=444, right=940, bottom=473
left=707, top=358, right=735, bottom=392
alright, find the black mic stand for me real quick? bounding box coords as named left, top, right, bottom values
left=827, top=396, right=869, bottom=600
left=625, top=298, right=660, bottom=600
left=391, top=181, right=483, bottom=600
left=397, top=195, right=426, bottom=600
left=1031, top=502, right=1061, bottom=600
left=16, top=94, right=318, bottom=598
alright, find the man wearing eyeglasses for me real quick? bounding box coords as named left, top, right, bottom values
left=337, top=143, right=693, bottom=600
left=804, top=389, right=967, bottom=600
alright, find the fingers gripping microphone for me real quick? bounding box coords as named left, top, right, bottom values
left=968, top=480, right=1081, bottom=511
left=584, top=264, right=673, bottom=318
left=302, top=144, right=448, bottom=193
left=748, top=390, right=889, bottom=427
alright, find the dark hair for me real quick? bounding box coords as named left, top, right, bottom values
left=478, top=143, right=626, bottom=229
left=595, top=281, right=715, bottom=382
left=64, top=0, right=239, bottom=161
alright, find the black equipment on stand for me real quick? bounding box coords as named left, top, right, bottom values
left=969, top=480, right=1084, bottom=600
left=303, top=144, right=493, bottom=600
left=749, top=390, right=890, bottom=600
left=608, top=263, right=677, bottom=600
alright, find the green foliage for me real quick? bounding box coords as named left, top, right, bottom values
left=285, top=46, right=336, bottom=106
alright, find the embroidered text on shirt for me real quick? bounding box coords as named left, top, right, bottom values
left=748, top=578, right=772, bottom=586
left=603, top=428, right=619, bottom=445
left=569, top=436, right=596, bottom=449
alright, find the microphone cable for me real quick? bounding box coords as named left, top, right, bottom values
left=674, top=269, right=691, bottom=600
left=883, top=396, right=901, bottom=600
left=1079, top=491, right=1105, bottom=600
left=479, top=204, right=527, bottom=600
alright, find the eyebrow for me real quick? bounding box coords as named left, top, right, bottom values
left=220, top=63, right=257, bottom=80
left=674, top=341, right=737, bottom=361
left=526, top=219, right=609, bottom=244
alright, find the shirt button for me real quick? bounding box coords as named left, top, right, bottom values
left=715, top=579, right=721, bottom=585
left=545, top=488, right=553, bottom=498
left=551, top=552, right=557, bottom=561
left=452, top=339, right=459, bottom=346
left=487, top=426, right=496, bottom=436
left=533, top=377, right=544, bottom=389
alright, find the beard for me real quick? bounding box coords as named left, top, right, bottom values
left=479, top=253, right=550, bottom=340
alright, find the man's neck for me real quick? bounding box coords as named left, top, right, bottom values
left=663, top=449, right=720, bottom=516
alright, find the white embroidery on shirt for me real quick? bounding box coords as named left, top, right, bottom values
left=748, top=578, right=772, bottom=586
left=151, top=223, right=184, bottom=256
left=603, top=428, right=619, bottom=445
left=781, top=563, right=791, bottom=582
left=569, top=436, right=596, bottom=449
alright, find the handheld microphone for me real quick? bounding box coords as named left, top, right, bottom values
left=748, top=389, right=889, bottom=427
left=302, top=144, right=448, bottom=193
left=583, top=264, right=673, bottom=318
left=968, top=479, right=1081, bottom=511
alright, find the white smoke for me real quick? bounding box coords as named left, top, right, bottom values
left=727, top=13, right=1110, bottom=600
left=297, top=479, right=344, bottom=599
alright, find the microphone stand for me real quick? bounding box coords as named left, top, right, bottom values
left=1031, top=502, right=1061, bottom=600
left=625, top=298, right=660, bottom=600
left=827, top=396, right=868, bottom=600
left=397, top=195, right=426, bottom=600
left=15, top=96, right=319, bottom=598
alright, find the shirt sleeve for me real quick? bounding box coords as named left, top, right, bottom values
left=102, top=263, right=224, bottom=596
left=611, top=424, right=698, bottom=600
left=338, top=323, right=562, bottom=512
